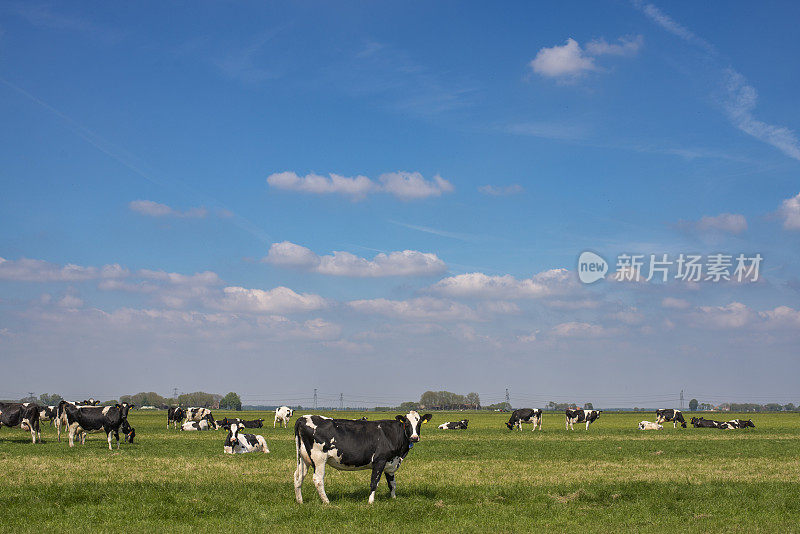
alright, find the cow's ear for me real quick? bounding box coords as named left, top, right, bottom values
left=421, top=414, right=433, bottom=423
left=395, top=415, right=406, bottom=423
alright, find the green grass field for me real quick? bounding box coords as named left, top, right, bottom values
left=1, top=410, right=798, bottom=532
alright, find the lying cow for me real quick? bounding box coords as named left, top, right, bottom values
left=167, top=407, right=186, bottom=429
left=240, top=418, right=263, bottom=428
left=181, top=415, right=217, bottom=431
left=691, top=417, right=726, bottom=428
left=294, top=410, right=432, bottom=504
left=274, top=406, right=294, bottom=428
left=438, top=419, right=468, bottom=430
left=638, top=421, right=663, bottom=430
left=223, top=423, right=270, bottom=454
left=655, top=409, right=687, bottom=428
left=0, top=402, right=41, bottom=443
left=185, top=407, right=216, bottom=427
left=724, top=419, right=755, bottom=429
left=61, top=402, right=133, bottom=449
left=565, top=408, right=601, bottom=430
left=506, top=408, right=542, bottom=431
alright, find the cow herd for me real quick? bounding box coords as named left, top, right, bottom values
left=0, top=401, right=758, bottom=505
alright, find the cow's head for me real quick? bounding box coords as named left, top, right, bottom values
left=122, top=419, right=135, bottom=443
left=396, top=411, right=432, bottom=442
left=743, top=419, right=755, bottom=428
left=120, top=403, right=134, bottom=419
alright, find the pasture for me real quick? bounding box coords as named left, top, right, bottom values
left=1, top=410, right=798, bottom=532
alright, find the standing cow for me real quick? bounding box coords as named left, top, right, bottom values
left=274, top=406, right=294, bottom=428
left=294, top=410, right=432, bottom=504
left=505, top=408, right=543, bottom=431
left=0, top=403, right=41, bottom=443
left=167, top=407, right=186, bottom=429
left=655, top=409, right=687, bottom=428
left=61, top=402, right=133, bottom=449
left=565, top=408, right=602, bottom=430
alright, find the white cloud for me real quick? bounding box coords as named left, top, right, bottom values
left=478, top=184, right=524, bottom=196
left=57, top=294, right=83, bottom=308
left=585, top=35, right=644, bottom=56
left=694, top=302, right=754, bottom=329
left=431, top=268, right=574, bottom=299
left=758, top=306, right=800, bottom=327
left=778, top=192, right=800, bottom=230
left=378, top=172, right=454, bottom=200
left=551, top=321, right=608, bottom=338
left=530, top=38, right=596, bottom=79
left=264, top=241, right=446, bottom=277
left=214, top=286, right=328, bottom=314
left=662, top=297, right=691, bottom=310
left=348, top=296, right=478, bottom=322
left=637, top=3, right=800, bottom=161
left=129, top=200, right=208, bottom=219
left=679, top=213, right=748, bottom=234
left=723, top=70, right=800, bottom=162
left=0, top=257, right=128, bottom=282
left=530, top=35, right=642, bottom=81
left=267, top=171, right=453, bottom=201
left=546, top=299, right=601, bottom=310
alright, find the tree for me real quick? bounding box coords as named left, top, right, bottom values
left=220, top=392, right=242, bottom=411
left=689, top=398, right=699, bottom=411
left=583, top=402, right=594, bottom=410
left=465, top=392, right=481, bottom=409
left=39, top=393, right=63, bottom=406
left=177, top=391, right=222, bottom=408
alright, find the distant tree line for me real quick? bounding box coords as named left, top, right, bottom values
left=417, top=391, right=481, bottom=410
left=544, top=401, right=593, bottom=411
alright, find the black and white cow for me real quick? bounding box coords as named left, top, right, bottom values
left=655, top=409, right=687, bottom=428
left=275, top=406, right=294, bottom=428
left=181, top=415, right=217, bottom=431
left=217, top=417, right=243, bottom=428
left=223, top=423, right=270, bottom=454
left=294, top=410, right=432, bottom=504
left=61, top=402, right=133, bottom=449
left=38, top=406, right=57, bottom=427
left=167, top=407, right=186, bottom=429
left=638, top=421, right=663, bottom=430
left=723, top=419, right=756, bottom=429
left=565, top=408, right=602, bottom=430
left=240, top=418, right=264, bottom=428
left=0, top=402, right=41, bottom=443
left=438, top=419, right=469, bottom=430
left=505, top=408, right=542, bottom=431
left=185, top=407, right=216, bottom=428
left=690, top=417, right=725, bottom=428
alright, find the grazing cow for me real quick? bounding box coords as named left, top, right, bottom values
left=39, top=406, right=57, bottom=426
left=0, top=402, right=41, bottom=443
left=275, top=406, right=294, bottom=428
left=167, top=407, right=186, bottom=429
left=185, top=407, right=216, bottom=428
left=122, top=420, right=136, bottom=443
left=294, top=410, right=433, bottom=504
left=638, top=421, right=663, bottom=430
left=505, top=408, right=542, bottom=431
left=223, top=423, right=270, bottom=454
left=438, top=419, right=469, bottom=430
left=565, top=408, right=602, bottom=430
left=655, top=409, right=687, bottom=428
left=690, top=417, right=726, bottom=428
left=61, top=402, right=133, bottom=449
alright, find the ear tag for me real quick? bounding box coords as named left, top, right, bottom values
left=409, top=442, right=414, bottom=448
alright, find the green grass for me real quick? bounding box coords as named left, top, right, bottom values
left=1, top=410, right=799, bottom=532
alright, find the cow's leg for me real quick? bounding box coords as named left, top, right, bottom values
left=673, top=420, right=677, bottom=429
left=586, top=420, right=590, bottom=430
left=368, top=461, right=386, bottom=504
left=385, top=472, right=396, bottom=499
left=293, top=443, right=309, bottom=503
left=68, top=423, right=77, bottom=447
left=310, top=452, right=330, bottom=504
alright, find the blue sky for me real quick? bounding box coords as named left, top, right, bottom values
left=1, top=2, right=799, bottom=407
